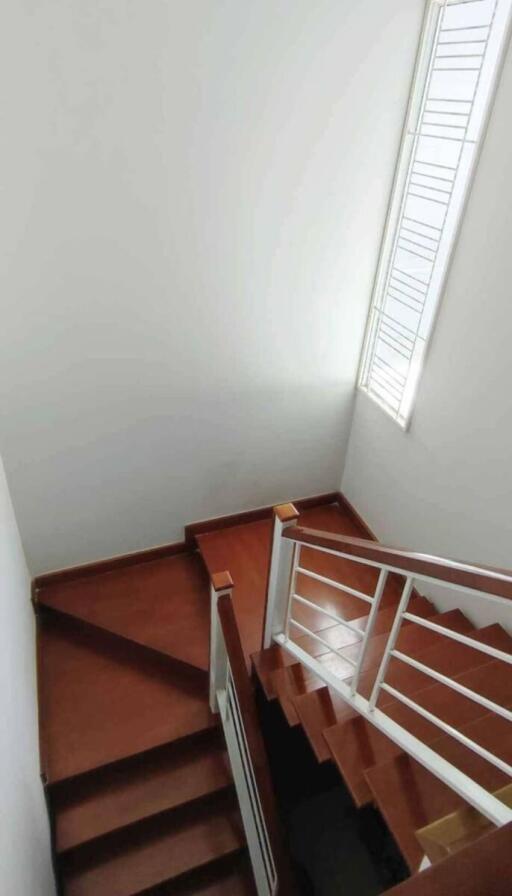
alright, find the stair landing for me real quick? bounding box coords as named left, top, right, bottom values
left=39, top=615, right=215, bottom=784
left=198, top=502, right=397, bottom=662
left=37, top=551, right=210, bottom=673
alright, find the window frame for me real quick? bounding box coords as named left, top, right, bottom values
left=357, top=0, right=512, bottom=430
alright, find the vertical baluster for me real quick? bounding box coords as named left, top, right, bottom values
left=350, top=567, right=389, bottom=697
left=262, top=504, right=299, bottom=649
left=209, top=570, right=234, bottom=712
left=368, top=576, right=415, bottom=711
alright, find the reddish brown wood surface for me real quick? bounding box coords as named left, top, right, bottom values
left=156, top=853, right=257, bottom=896
left=284, top=527, right=512, bottom=600
left=199, top=503, right=377, bottom=664
left=34, top=540, right=189, bottom=587
left=54, top=731, right=231, bottom=853
left=385, top=821, right=512, bottom=896
left=61, top=791, right=244, bottom=896
left=185, top=492, right=339, bottom=544
left=37, top=552, right=210, bottom=673
left=366, top=744, right=509, bottom=873
left=39, top=616, right=215, bottom=783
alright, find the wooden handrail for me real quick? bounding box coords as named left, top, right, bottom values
left=217, top=593, right=294, bottom=895
left=283, top=526, right=512, bottom=601
left=385, top=821, right=512, bottom=895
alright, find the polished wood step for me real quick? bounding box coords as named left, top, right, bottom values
left=292, top=609, right=473, bottom=763
left=271, top=663, right=327, bottom=726
left=324, top=629, right=511, bottom=807
left=293, top=594, right=435, bottom=659
left=251, top=594, right=435, bottom=699
left=54, top=730, right=231, bottom=853
left=293, top=687, right=351, bottom=762
left=270, top=608, right=471, bottom=729
left=337, top=609, right=472, bottom=673
left=37, top=552, right=210, bottom=673
left=61, top=791, right=244, bottom=896
left=356, top=623, right=511, bottom=701
left=366, top=711, right=512, bottom=875
left=39, top=616, right=215, bottom=784
left=198, top=502, right=383, bottom=664
left=154, top=853, right=256, bottom=896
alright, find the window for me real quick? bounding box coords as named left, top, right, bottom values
left=359, top=0, right=512, bottom=428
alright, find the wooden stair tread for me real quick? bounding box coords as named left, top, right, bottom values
left=293, top=687, right=352, bottom=762
left=271, top=663, right=326, bottom=726
left=54, top=731, right=231, bottom=852
left=366, top=713, right=511, bottom=876
left=271, top=608, right=472, bottom=733
left=37, top=552, right=210, bottom=673
left=251, top=595, right=435, bottom=698
left=338, top=609, right=472, bottom=672
left=61, top=792, right=244, bottom=896
left=198, top=503, right=381, bottom=663
left=324, top=632, right=511, bottom=807
left=156, top=854, right=256, bottom=896
left=39, top=616, right=215, bottom=783
left=292, top=594, right=435, bottom=659
left=356, top=623, right=511, bottom=700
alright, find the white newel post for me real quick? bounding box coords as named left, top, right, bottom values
left=209, top=570, right=234, bottom=712
left=263, top=504, right=300, bottom=649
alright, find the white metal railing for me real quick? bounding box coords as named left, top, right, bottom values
left=263, top=504, right=512, bottom=829
left=209, top=573, right=280, bottom=896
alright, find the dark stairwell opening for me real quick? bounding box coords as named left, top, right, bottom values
left=255, top=681, right=409, bottom=895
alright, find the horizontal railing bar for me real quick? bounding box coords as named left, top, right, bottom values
left=388, top=282, right=425, bottom=304
left=292, top=592, right=366, bottom=635
left=370, top=369, right=403, bottom=402
left=390, top=271, right=428, bottom=293
left=374, top=353, right=407, bottom=384
left=422, top=110, right=469, bottom=118
left=435, top=54, right=485, bottom=59
left=427, top=97, right=472, bottom=105
left=391, top=649, right=512, bottom=723
left=380, top=309, right=419, bottom=337
left=273, top=634, right=512, bottom=827
left=380, top=319, right=415, bottom=347
left=397, top=242, right=436, bottom=262
left=437, top=39, right=487, bottom=45
left=440, top=25, right=490, bottom=32
left=432, top=66, right=481, bottom=71
left=295, top=566, right=373, bottom=605
left=402, top=613, right=512, bottom=663
left=410, top=167, right=454, bottom=181
left=386, top=291, right=424, bottom=314
left=282, top=528, right=512, bottom=601
left=398, top=233, right=438, bottom=251
left=408, top=132, right=476, bottom=144
left=408, top=190, right=450, bottom=206
left=393, top=266, right=429, bottom=285
left=367, top=382, right=401, bottom=416
left=381, top=683, right=512, bottom=779
left=378, top=334, right=413, bottom=361
left=288, top=619, right=358, bottom=666
left=371, top=365, right=405, bottom=398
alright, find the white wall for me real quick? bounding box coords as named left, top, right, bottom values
left=0, top=455, right=55, bottom=895
left=0, top=0, right=424, bottom=573
left=342, top=36, right=512, bottom=631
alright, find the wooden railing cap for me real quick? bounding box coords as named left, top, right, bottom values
left=274, top=503, right=299, bottom=524
left=283, top=526, right=512, bottom=601
left=211, top=570, right=234, bottom=592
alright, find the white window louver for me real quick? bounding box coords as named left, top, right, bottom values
left=359, top=0, right=512, bottom=428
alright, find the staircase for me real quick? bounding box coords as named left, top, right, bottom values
left=36, top=551, right=253, bottom=896
left=35, top=495, right=512, bottom=894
